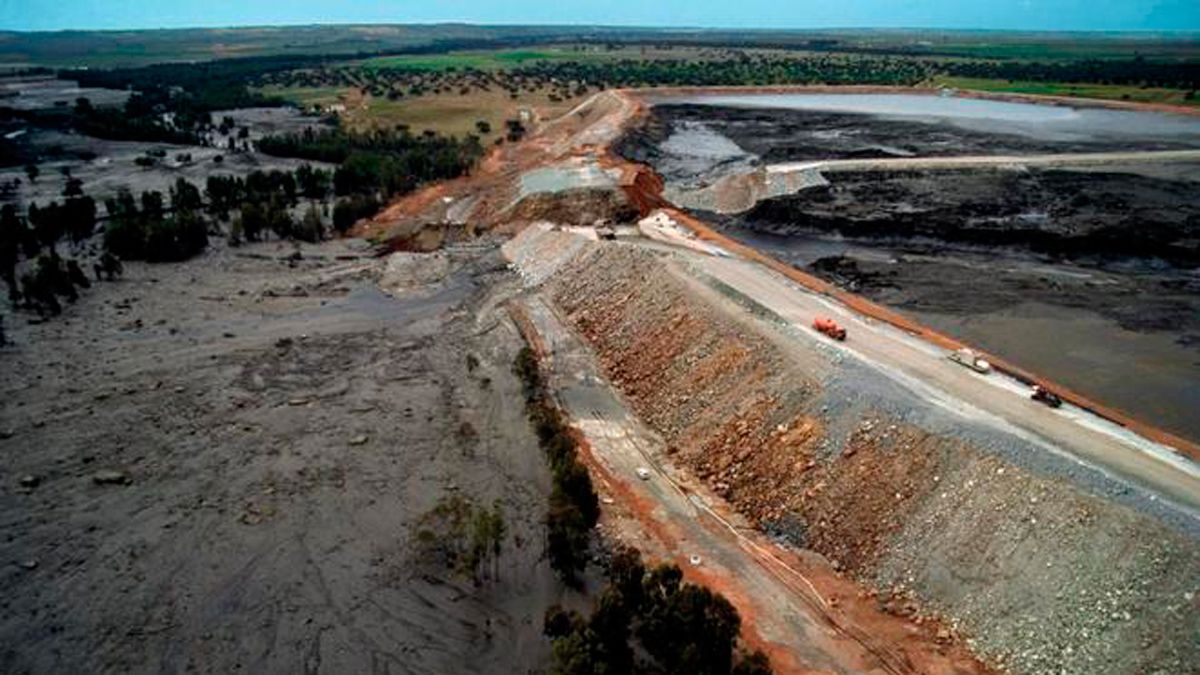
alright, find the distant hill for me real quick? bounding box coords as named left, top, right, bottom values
left=0, top=24, right=1196, bottom=68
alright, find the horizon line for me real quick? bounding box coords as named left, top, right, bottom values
left=3, top=22, right=1200, bottom=36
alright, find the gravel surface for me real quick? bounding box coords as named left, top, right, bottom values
left=527, top=234, right=1200, bottom=675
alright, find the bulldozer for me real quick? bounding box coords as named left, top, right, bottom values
left=812, top=317, right=847, bottom=341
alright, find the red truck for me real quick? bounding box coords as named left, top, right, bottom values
left=812, top=317, right=847, bottom=341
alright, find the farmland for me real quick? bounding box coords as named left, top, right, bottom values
left=933, top=75, right=1200, bottom=106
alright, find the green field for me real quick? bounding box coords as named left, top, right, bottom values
left=255, top=81, right=578, bottom=139
left=358, top=47, right=616, bottom=72
left=912, top=40, right=1198, bottom=61
left=256, top=84, right=350, bottom=108
left=934, top=75, right=1200, bottom=107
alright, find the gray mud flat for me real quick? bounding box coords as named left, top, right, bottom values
left=0, top=240, right=565, bottom=674
left=0, top=128, right=333, bottom=214
left=620, top=99, right=1200, bottom=180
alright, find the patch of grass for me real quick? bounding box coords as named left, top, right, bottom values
left=912, top=39, right=1200, bottom=62
left=255, top=84, right=352, bottom=108
left=255, top=81, right=578, bottom=140
left=351, top=88, right=575, bottom=139
left=934, top=76, right=1200, bottom=107
left=359, top=47, right=615, bottom=72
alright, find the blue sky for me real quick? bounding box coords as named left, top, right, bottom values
left=2, top=0, right=1198, bottom=32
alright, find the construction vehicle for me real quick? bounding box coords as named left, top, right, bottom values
left=812, top=317, right=847, bottom=341
left=948, top=348, right=992, bottom=374
left=1031, top=385, right=1063, bottom=408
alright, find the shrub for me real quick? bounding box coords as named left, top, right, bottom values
left=295, top=203, right=326, bottom=243
left=144, top=209, right=208, bottom=262
left=332, top=194, right=380, bottom=234
left=20, top=253, right=80, bottom=316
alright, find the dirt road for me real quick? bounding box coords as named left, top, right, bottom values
left=683, top=251, right=1200, bottom=515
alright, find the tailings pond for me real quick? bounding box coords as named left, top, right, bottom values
left=617, top=93, right=1200, bottom=443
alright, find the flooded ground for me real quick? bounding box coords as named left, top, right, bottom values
left=1, top=104, right=329, bottom=213
left=618, top=93, right=1200, bottom=443
left=0, top=129, right=333, bottom=210
left=0, top=76, right=131, bottom=110
left=0, top=240, right=576, bottom=673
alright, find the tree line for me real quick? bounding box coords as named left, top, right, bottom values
left=519, top=54, right=937, bottom=88
left=1, top=163, right=343, bottom=320
left=942, top=57, right=1199, bottom=90
left=258, top=126, right=484, bottom=226
left=254, top=52, right=1198, bottom=105
left=1, top=201, right=103, bottom=318
left=2, top=171, right=108, bottom=316
left=512, top=345, right=773, bottom=674
left=514, top=345, right=601, bottom=585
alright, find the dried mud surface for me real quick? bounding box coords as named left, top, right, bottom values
left=0, top=240, right=567, bottom=674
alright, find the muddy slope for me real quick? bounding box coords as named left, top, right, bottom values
left=737, top=168, right=1200, bottom=266
left=0, top=241, right=565, bottom=674
left=542, top=242, right=1200, bottom=675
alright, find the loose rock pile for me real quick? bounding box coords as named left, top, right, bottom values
left=537, top=241, right=1200, bottom=675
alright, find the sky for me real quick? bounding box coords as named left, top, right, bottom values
left=1, top=0, right=1198, bottom=32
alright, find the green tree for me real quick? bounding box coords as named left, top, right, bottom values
left=295, top=202, right=326, bottom=243
left=547, top=495, right=592, bottom=585
left=266, top=198, right=294, bottom=240
left=237, top=201, right=268, bottom=242
left=332, top=194, right=379, bottom=234
left=64, top=196, right=97, bottom=245
left=20, top=253, right=77, bottom=316
left=296, top=164, right=331, bottom=200
left=638, top=564, right=741, bottom=675
left=63, top=177, right=84, bottom=197
left=170, top=177, right=204, bottom=212
left=544, top=606, right=585, bottom=639
left=104, top=189, right=145, bottom=259
left=205, top=175, right=242, bottom=220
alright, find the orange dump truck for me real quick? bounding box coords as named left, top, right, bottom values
left=812, top=317, right=847, bottom=341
